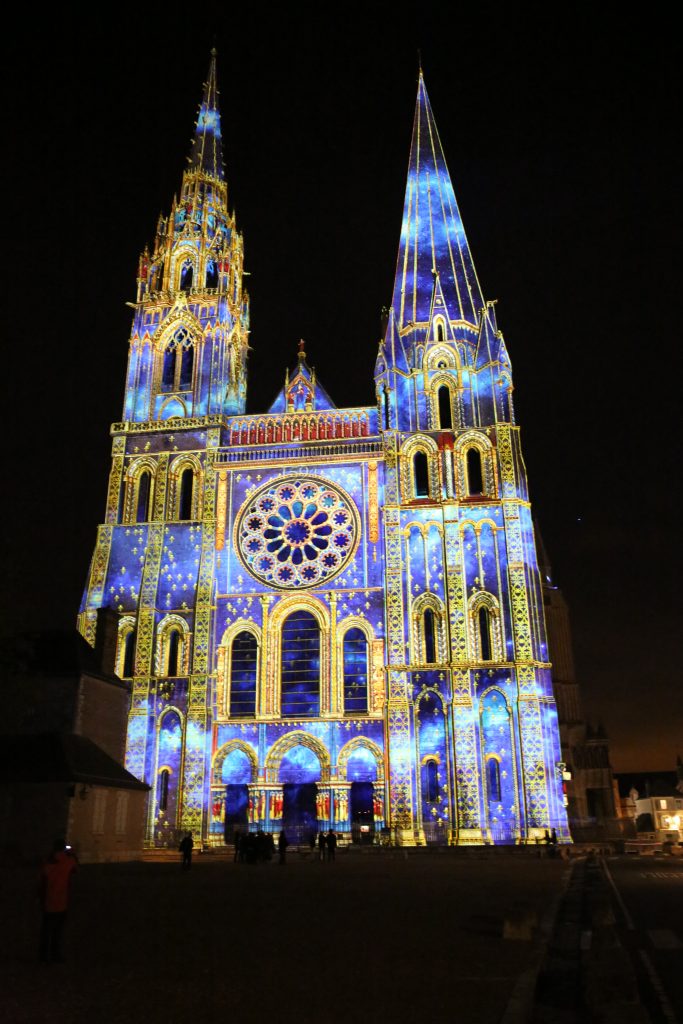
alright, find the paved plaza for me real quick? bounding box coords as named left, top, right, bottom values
left=1, top=848, right=567, bottom=1023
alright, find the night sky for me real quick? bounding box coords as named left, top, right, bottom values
left=4, top=11, right=679, bottom=770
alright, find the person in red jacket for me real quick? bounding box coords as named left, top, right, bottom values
left=39, top=839, right=78, bottom=963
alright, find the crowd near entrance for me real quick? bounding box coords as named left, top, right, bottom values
left=216, top=736, right=385, bottom=845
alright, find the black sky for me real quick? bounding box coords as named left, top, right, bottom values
left=4, top=9, right=680, bottom=770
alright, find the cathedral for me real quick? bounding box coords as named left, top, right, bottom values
left=79, top=53, right=569, bottom=847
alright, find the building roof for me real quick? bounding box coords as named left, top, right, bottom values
left=0, top=733, right=149, bottom=790
left=614, top=770, right=681, bottom=799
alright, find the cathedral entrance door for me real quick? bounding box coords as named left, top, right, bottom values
left=350, top=781, right=375, bottom=844
left=282, top=783, right=318, bottom=845
left=224, top=784, right=249, bottom=842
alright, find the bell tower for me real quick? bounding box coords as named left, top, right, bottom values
left=123, top=50, right=250, bottom=424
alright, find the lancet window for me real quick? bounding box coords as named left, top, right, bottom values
left=136, top=470, right=152, bottom=522
left=205, top=259, right=218, bottom=288
left=156, top=617, right=191, bottom=677
left=423, top=758, right=439, bottom=802
left=454, top=434, right=496, bottom=500
left=468, top=594, right=503, bottom=662
left=158, top=769, right=170, bottom=811
left=479, top=607, right=492, bottom=661
left=116, top=618, right=137, bottom=678
left=437, top=385, right=453, bottom=430
left=281, top=610, right=320, bottom=717
left=413, top=451, right=430, bottom=497
left=343, top=627, right=369, bottom=714
left=412, top=595, right=447, bottom=664
left=179, top=260, right=194, bottom=291
left=229, top=631, right=258, bottom=718
left=178, top=468, right=194, bottom=520
left=161, top=326, right=195, bottom=393
left=466, top=447, right=484, bottom=496
left=486, top=756, right=501, bottom=803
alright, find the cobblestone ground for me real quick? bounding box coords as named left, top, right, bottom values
left=1, top=849, right=566, bottom=1024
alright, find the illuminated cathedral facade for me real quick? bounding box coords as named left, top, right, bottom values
left=79, top=54, right=569, bottom=846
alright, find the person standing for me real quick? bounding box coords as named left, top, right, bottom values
left=278, top=829, right=289, bottom=865
left=318, top=830, right=327, bottom=862
left=179, top=832, right=193, bottom=870
left=326, top=829, right=337, bottom=862
left=39, top=839, right=78, bottom=964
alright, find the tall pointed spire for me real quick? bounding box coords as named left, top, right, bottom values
left=390, top=74, right=484, bottom=329
left=188, top=49, right=224, bottom=180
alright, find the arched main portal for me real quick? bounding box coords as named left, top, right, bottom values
left=279, top=743, right=322, bottom=842
left=221, top=747, right=253, bottom=841
left=342, top=743, right=381, bottom=844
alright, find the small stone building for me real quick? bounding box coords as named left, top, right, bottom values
left=0, top=612, right=148, bottom=863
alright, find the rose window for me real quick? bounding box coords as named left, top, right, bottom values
left=236, top=477, right=359, bottom=588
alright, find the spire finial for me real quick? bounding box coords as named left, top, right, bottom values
left=187, top=50, right=224, bottom=180
left=298, top=338, right=306, bottom=360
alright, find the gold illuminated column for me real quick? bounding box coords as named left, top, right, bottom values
left=259, top=595, right=272, bottom=717
left=328, top=591, right=339, bottom=716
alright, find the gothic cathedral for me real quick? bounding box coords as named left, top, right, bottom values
left=79, top=54, right=569, bottom=846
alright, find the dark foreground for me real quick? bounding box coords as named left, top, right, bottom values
left=1, top=848, right=567, bottom=1024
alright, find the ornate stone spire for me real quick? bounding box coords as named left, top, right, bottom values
left=188, top=49, right=224, bottom=180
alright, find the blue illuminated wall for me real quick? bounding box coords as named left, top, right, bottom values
left=79, top=56, right=569, bottom=847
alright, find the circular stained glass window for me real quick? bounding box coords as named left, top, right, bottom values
left=235, top=477, right=360, bottom=589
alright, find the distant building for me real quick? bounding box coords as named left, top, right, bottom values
left=615, top=764, right=683, bottom=843
left=0, top=611, right=148, bottom=863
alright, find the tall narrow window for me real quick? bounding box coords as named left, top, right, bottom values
left=160, top=327, right=194, bottom=393
left=382, top=388, right=389, bottom=429
left=162, top=347, right=177, bottom=390
left=466, top=447, right=484, bottom=495
left=158, top=769, right=170, bottom=812
left=343, top=628, right=368, bottom=714
left=423, top=759, right=439, bottom=802
left=413, top=451, right=429, bottom=497
left=230, top=631, right=258, bottom=717
left=178, top=468, right=194, bottom=520
left=180, top=261, right=193, bottom=291
left=281, top=610, right=320, bottom=717
left=436, top=321, right=445, bottom=342
left=479, top=607, right=492, bottom=661
left=122, top=631, right=135, bottom=678
left=487, top=757, right=501, bottom=802
left=136, top=471, right=151, bottom=523
left=424, top=609, right=436, bottom=663
left=437, top=385, right=453, bottom=429
left=205, top=260, right=218, bottom=288
left=179, top=345, right=194, bottom=389
left=167, top=629, right=181, bottom=676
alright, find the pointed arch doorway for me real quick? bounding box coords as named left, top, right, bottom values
left=346, top=746, right=379, bottom=844
left=279, top=744, right=322, bottom=844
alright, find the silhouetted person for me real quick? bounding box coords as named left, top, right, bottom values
left=39, top=839, right=78, bottom=964
left=327, top=829, right=337, bottom=861
left=179, top=832, right=193, bottom=870
left=233, top=831, right=241, bottom=863
left=309, top=832, right=316, bottom=854
left=246, top=832, right=258, bottom=864
left=278, top=830, right=289, bottom=865
left=318, top=831, right=327, bottom=861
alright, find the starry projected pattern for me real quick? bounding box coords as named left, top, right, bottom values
left=236, top=478, right=359, bottom=588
